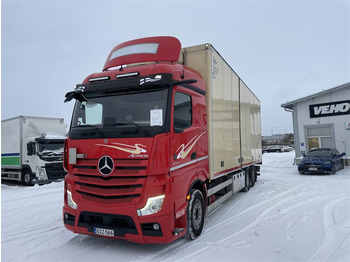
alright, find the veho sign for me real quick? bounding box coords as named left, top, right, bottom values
left=309, top=100, right=350, bottom=118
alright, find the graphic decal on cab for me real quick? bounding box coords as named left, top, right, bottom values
left=175, top=132, right=206, bottom=160
left=96, top=142, right=147, bottom=156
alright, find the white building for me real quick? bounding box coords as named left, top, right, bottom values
left=281, top=83, right=350, bottom=165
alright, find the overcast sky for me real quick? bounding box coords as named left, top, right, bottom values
left=2, top=0, right=349, bottom=135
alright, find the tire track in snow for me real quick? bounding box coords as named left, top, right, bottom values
left=137, top=181, right=316, bottom=262
left=175, top=193, right=348, bottom=262
left=307, top=196, right=350, bottom=262
left=177, top=193, right=349, bottom=261
left=157, top=175, right=348, bottom=262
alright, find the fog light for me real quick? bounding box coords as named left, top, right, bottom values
left=65, top=213, right=68, bottom=220
left=153, top=223, right=160, bottom=231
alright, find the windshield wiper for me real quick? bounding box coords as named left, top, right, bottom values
left=71, top=124, right=106, bottom=138
left=108, top=122, right=141, bottom=128
left=106, top=122, right=151, bottom=136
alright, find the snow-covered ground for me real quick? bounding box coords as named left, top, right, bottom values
left=2, top=151, right=350, bottom=262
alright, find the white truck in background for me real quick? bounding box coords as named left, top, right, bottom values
left=1, top=116, right=67, bottom=185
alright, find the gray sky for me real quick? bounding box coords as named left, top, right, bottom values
left=2, top=0, right=349, bottom=135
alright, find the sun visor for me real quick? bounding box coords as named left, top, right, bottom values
left=103, top=36, right=181, bottom=71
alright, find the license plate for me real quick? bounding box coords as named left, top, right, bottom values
left=94, top=227, right=114, bottom=237
left=309, top=167, right=317, bottom=171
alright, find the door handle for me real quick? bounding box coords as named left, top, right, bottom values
left=191, top=152, right=197, bottom=160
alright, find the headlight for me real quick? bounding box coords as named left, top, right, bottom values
left=323, top=161, right=331, bottom=165
left=37, top=167, right=47, bottom=180
left=137, top=195, right=165, bottom=216
left=67, top=190, right=78, bottom=210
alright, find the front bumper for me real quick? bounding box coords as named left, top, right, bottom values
left=33, top=178, right=64, bottom=184
left=298, top=165, right=332, bottom=174
left=63, top=206, right=180, bottom=244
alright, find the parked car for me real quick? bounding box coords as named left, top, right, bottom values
left=281, top=146, right=294, bottom=152
left=298, top=148, right=345, bottom=175
left=266, top=145, right=283, bottom=153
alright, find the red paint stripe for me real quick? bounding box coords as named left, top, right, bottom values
left=213, top=160, right=262, bottom=178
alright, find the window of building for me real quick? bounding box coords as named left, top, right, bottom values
left=306, top=125, right=333, bottom=150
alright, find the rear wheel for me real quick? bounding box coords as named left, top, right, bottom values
left=241, top=168, right=250, bottom=192
left=185, top=190, right=205, bottom=240
left=250, top=167, right=256, bottom=188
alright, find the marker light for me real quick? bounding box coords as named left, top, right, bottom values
left=88, top=76, right=110, bottom=82
left=116, top=72, right=140, bottom=78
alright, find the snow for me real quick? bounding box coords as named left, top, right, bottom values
left=2, top=151, right=350, bottom=262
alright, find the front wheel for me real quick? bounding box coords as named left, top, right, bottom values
left=185, top=190, right=205, bottom=240
left=331, top=165, right=336, bottom=175
left=22, top=169, right=33, bottom=186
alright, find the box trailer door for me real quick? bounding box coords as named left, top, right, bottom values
left=1, top=118, right=21, bottom=168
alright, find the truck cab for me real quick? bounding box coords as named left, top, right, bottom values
left=63, top=37, right=208, bottom=243
left=25, top=135, right=66, bottom=184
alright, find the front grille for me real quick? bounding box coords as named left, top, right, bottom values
left=303, top=164, right=323, bottom=167
left=77, top=190, right=140, bottom=200
left=76, top=181, right=142, bottom=190
left=73, top=158, right=147, bottom=204
left=45, top=163, right=67, bottom=179
left=78, top=211, right=138, bottom=237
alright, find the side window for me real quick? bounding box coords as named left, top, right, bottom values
left=77, top=102, right=103, bottom=125
left=174, top=92, right=192, bottom=132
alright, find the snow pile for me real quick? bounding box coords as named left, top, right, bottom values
left=2, top=152, right=350, bottom=262
left=262, top=150, right=296, bottom=167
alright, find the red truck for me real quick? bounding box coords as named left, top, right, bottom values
left=63, top=36, right=262, bottom=244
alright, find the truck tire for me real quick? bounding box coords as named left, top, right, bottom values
left=22, top=169, right=33, bottom=186
left=185, top=190, right=205, bottom=240
left=241, top=168, right=250, bottom=192
left=250, top=167, right=256, bottom=188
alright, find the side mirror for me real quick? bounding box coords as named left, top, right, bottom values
left=174, top=127, right=184, bottom=134
left=340, top=152, right=346, bottom=157
left=27, top=142, right=36, bottom=156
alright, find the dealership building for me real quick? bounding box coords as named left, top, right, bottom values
left=281, top=82, right=350, bottom=165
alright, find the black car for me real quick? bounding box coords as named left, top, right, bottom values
left=265, top=146, right=283, bottom=153
left=298, top=148, right=346, bottom=175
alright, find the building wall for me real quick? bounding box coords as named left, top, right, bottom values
left=293, top=88, right=350, bottom=162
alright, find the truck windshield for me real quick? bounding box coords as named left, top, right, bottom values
left=38, top=142, right=64, bottom=156
left=69, top=89, right=169, bottom=139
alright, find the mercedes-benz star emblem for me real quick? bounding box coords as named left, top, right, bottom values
left=98, top=156, right=114, bottom=176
